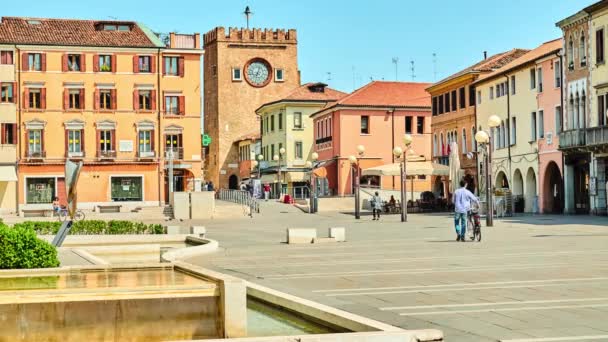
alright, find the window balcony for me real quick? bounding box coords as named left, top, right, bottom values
left=558, top=129, right=586, bottom=150
left=164, top=147, right=183, bottom=160
left=97, top=150, right=116, bottom=160
left=66, top=151, right=84, bottom=159
left=586, top=126, right=608, bottom=147
left=26, top=151, right=46, bottom=160
left=137, top=150, right=156, bottom=159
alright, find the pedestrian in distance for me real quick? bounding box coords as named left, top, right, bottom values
left=208, top=181, right=214, bottom=192
left=263, top=183, right=271, bottom=201
left=371, top=191, right=382, bottom=221
left=452, top=179, right=479, bottom=242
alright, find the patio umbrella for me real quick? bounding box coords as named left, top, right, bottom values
left=448, top=142, right=463, bottom=194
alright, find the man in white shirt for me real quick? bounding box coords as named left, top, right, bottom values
left=453, top=180, right=479, bottom=242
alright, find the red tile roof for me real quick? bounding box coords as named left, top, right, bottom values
left=337, top=81, right=432, bottom=107
left=256, top=83, right=347, bottom=112
left=476, top=39, right=562, bottom=84
left=0, top=17, right=160, bottom=48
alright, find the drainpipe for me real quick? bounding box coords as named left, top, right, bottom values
left=15, top=45, right=21, bottom=213
left=157, top=48, right=162, bottom=206
left=558, top=51, right=565, bottom=214
left=505, top=75, right=512, bottom=190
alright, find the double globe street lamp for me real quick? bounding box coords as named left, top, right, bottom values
left=272, top=147, right=286, bottom=198
left=474, top=114, right=501, bottom=227
left=305, top=152, right=319, bottom=213
left=348, top=145, right=366, bottom=219
left=392, top=134, right=413, bottom=222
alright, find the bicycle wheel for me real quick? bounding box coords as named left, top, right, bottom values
left=74, top=210, right=85, bottom=221
left=468, top=218, right=475, bottom=241
left=475, top=226, right=482, bottom=242
left=58, top=210, right=68, bottom=222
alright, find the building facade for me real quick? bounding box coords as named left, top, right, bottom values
left=256, top=83, right=346, bottom=195
left=427, top=49, right=528, bottom=196
left=203, top=27, right=299, bottom=190
left=311, top=81, right=432, bottom=197
left=475, top=40, right=561, bottom=214
left=0, top=17, right=202, bottom=214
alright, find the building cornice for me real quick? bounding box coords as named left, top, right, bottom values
left=556, top=10, right=589, bottom=30
left=310, top=104, right=431, bottom=119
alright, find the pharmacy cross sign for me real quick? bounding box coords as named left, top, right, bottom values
left=202, top=134, right=212, bottom=147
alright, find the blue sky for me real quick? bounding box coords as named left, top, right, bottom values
left=1, top=0, right=595, bottom=92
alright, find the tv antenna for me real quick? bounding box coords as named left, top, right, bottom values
left=243, top=6, right=253, bottom=29
left=326, top=72, right=332, bottom=82
left=410, top=60, right=416, bottom=81
left=392, top=57, right=399, bottom=81
left=432, top=53, right=437, bottom=81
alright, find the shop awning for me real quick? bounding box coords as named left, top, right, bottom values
left=260, top=174, right=279, bottom=183
left=286, top=171, right=307, bottom=183
left=362, top=161, right=449, bottom=177
left=0, top=166, right=17, bottom=182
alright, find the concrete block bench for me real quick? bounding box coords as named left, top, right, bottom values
left=191, top=226, right=206, bottom=237
left=167, top=225, right=190, bottom=234
left=97, top=205, right=122, bottom=213
left=286, top=228, right=317, bottom=244
left=21, top=209, right=52, bottom=217
left=329, top=227, right=346, bottom=242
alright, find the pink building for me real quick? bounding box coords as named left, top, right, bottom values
left=310, top=81, right=432, bottom=196
left=537, top=54, right=564, bottom=213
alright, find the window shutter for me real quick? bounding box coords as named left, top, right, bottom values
left=62, top=54, right=68, bottom=72
left=21, top=53, right=28, bottom=71
left=81, top=129, right=85, bottom=156
left=23, top=88, right=29, bottom=109
left=111, top=55, right=116, bottom=73
left=111, top=129, right=116, bottom=152
left=133, top=89, right=139, bottom=110
left=41, top=129, right=45, bottom=154
left=110, top=89, right=117, bottom=110
left=64, top=130, right=68, bottom=157
left=162, top=57, right=166, bottom=75
left=24, top=129, right=29, bottom=156
left=151, top=130, right=155, bottom=154
left=178, top=96, right=185, bottom=115
left=151, top=56, right=157, bottom=73
left=0, top=124, right=4, bottom=144
left=12, top=82, right=17, bottom=104
left=162, top=91, right=166, bottom=111
left=178, top=57, right=185, bottom=77
left=133, top=55, right=139, bottom=73
left=11, top=124, right=17, bottom=145
left=63, top=89, right=69, bottom=110
left=93, top=55, right=99, bottom=72
left=41, top=88, right=46, bottom=109
left=81, top=54, right=86, bottom=72
left=79, top=89, right=85, bottom=110
left=94, top=89, right=100, bottom=110
left=96, top=130, right=101, bottom=156
left=41, top=54, right=46, bottom=72
left=151, top=90, right=156, bottom=111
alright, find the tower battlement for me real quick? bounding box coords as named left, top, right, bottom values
left=203, top=27, right=297, bottom=45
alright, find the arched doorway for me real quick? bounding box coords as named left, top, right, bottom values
left=525, top=168, right=537, bottom=213
left=495, top=171, right=509, bottom=189
left=512, top=169, right=524, bottom=213
left=228, top=175, right=239, bottom=190
left=543, top=162, right=563, bottom=214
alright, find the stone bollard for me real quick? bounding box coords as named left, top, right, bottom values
left=167, top=225, right=190, bottom=234
left=191, top=225, right=206, bottom=237
left=286, top=228, right=317, bottom=244
left=329, top=227, right=346, bottom=242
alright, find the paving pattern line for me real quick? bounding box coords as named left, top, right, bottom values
left=381, top=296, right=608, bottom=311
left=500, top=335, right=608, bottom=342
left=397, top=303, right=608, bottom=316
left=312, top=276, right=608, bottom=293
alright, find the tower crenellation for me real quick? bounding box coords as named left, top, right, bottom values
left=203, top=26, right=296, bottom=46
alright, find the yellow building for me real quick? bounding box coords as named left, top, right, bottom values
left=0, top=17, right=202, bottom=214
left=255, top=83, right=346, bottom=196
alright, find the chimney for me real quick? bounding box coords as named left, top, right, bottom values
left=484, top=51, right=488, bottom=60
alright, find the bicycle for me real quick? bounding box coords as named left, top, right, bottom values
left=56, top=206, right=85, bottom=222
left=467, top=203, right=482, bottom=242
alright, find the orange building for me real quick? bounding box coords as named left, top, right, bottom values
left=0, top=17, right=203, bottom=213
left=310, top=81, right=432, bottom=197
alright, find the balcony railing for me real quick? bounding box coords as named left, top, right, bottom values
left=137, top=150, right=156, bottom=159
left=66, top=151, right=85, bottom=159
left=315, top=136, right=332, bottom=144
left=558, top=129, right=586, bottom=149
left=586, top=126, right=608, bottom=147
left=165, top=147, right=184, bottom=160
left=27, top=151, right=46, bottom=160
left=97, top=150, right=117, bottom=159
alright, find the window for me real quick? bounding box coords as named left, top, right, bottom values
left=28, top=129, right=42, bottom=154
left=111, top=177, right=143, bottom=202
left=496, top=85, right=501, bottom=98
left=361, top=116, right=369, bottom=134
left=538, top=110, right=544, bottom=138
left=103, top=24, right=117, bottom=31
left=67, top=54, right=81, bottom=71
left=554, top=60, right=562, bottom=88
left=477, top=90, right=481, bottom=104
left=68, top=89, right=82, bottom=109
left=598, top=95, right=606, bottom=126
left=459, top=87, right=465, bottom=109
left=100, top=90, right=112, bottom=110
left=438, top=95, right=444, bottom=114
left=490, top=87, right=494, bottom=100
left=99, top=55, right=112, bottom=72
left=511, top=75, right=516, bottom=95
left=469, top=86, right=476, bottom=106
left=472, top=126, right=477, bottom=152
left=432, top=97, right=438, bottom=115
left=433, top=134, right=437, bottom=156
left=164, top=57, right=179, bottom=76
left=232, top=67, right=242, bottom=81
left=0, top=51, right=13, bottom=65
left=28, top=53, right=42, bottom=71
left=501, top=121, right=506, bottom=148
left=271, top=115, right=275, bottom=131
left=461, top=128, right=467, bottom=154
left=445, top=93, right=451, bottom=111
left=530, top=68, right=536, bottom=89
left=405, top=117, right=412, bottom=134
left=531, top=112, right=537, bottom=141
left=138, top=56, right=151, bottom=73
left=451, top=90, right=457, bottom=111
left=568, top=38, right=574, bottom=69
left=265, top=117, right=269, bottom=133
left=278, top=112, right=283, bottom=130
left=139, top=90, right=152, bottom=110
left=0, top=83, right=14, bottom=103
left=597, top=29, right=605, bottom=64
left=295, top=141, right=303, bottom=159
left=165, top=96, right=179, bottom=114
left=29, top=88, right=41, bottom=109
left=275, top=69, right=284, bottom=82
left=580, top=34, right=586, bottom=66
left=417, top=117, right=424, bottom=134
left=537, top=68, right=543, bottom=93
left=67, top=130, right=82, bottom=155
left=556, top=106, right=562, bottom=133
left=271, top=144, right=275, bottom=158
left=510, top=117, right=516, bottom=146
left=99, top=130, right=113, bottom=152
left=294, top=112, right=302, bottom=129
left=26, top=178, right=55, bottom=204
left=1, top=123, right=16, bottom=144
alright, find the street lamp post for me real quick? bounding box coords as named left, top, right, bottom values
left=257, top=154, right=264, bottom=179
left=307, top=152, right=319, bottom=214
left=349, top=145, right=365, bottom=220
left=273, top=148, right=286, bottom=199
left=475, top=115, right=501, bottom=227
left=393, top=134, right=413, bottom=222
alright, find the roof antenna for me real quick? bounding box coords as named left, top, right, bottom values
left=392, top=57, right=399, bottom=81
left=326, top=72, right=332, bottom=82
left=432, top=53, right=437, bottom=81
left=243, top=6, right=253, bottom=29
left=410, top=60, right=416, bottom=81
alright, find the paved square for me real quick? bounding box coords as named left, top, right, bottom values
left=187, top=202, right=608, bottom=341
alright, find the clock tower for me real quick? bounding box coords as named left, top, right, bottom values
left=203, top=27, right=299, bottom=188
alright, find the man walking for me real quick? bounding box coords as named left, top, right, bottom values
left=371, top=192, right=382, bottom=221
left=453, top=180, right=479, bottom=242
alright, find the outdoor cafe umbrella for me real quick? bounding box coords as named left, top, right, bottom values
left=448, top=142, right=463, bottom=194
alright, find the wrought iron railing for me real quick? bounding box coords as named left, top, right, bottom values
left=97, top=150, right=116, bottom=159
left=165, top=147, right=184, bottom=160
left=218, top=189, right=260, bottom=216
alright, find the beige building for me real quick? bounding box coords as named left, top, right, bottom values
left=255, top=83, right=346, bottom=196
left=475, top=40, right=562, bottom=213
left=203, top=27, right=300, bottom=189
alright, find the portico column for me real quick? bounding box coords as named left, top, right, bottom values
left=564, top=164, right=575, bottom=214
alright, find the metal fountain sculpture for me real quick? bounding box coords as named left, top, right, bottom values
left=51, top=160, right=83, bottom=247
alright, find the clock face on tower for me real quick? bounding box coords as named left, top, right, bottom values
left=244, top=58, right=272, bottom=87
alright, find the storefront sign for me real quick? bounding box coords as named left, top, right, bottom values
left=228, top=163, right=238, bottom=168
left=220, top=169, right=227, bottom=175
